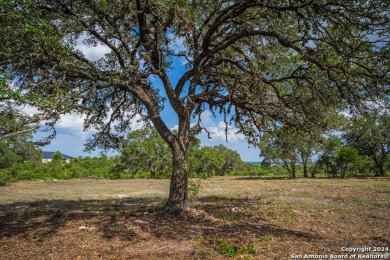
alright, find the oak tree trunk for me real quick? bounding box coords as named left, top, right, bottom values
left=150, top=110, right=191, bottom=214
left=291, top=166, right=296, bottom=178
left=377, top=164, right=385, bottom=177
left=303, top=163, right=308, bottom=178
left=166, top=142, right=189, bottom=213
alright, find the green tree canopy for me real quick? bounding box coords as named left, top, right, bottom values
left=52, top=150, right=63, bottom=162
left=119, top=127, right=172, bottom=178
left=258, top=128, right=301, bottom=178
left=0, top=108, right=41, bottom=169
left=190, top=144, right=243, bottom=176
left=343, top=109, right=390, bottom=176
left=336, top=146, right=363, bottom=177
left=312, top=135, right=342, bottom=177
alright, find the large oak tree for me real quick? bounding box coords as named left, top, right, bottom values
left=1, top=0, right=389, bottom=213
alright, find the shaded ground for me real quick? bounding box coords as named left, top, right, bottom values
left=0, top=177, right=389, bottom=259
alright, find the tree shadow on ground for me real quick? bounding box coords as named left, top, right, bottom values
left=0, top=197, right=160, bottom=240
left=237, top=176, right=390, bottom=181
left=236, top=176, right=294, bottom=181
left=0, top=196, right=322, bottom=244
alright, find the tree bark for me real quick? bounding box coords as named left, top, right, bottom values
left=167, top=143, right=189, bottom=213
left=291, top=165, right=296, bottom=178
left=372, top=154, right=386, bottom=177
left=303, top=163, right=308, bottom=178
left=377, top=164, right=385, bottom=177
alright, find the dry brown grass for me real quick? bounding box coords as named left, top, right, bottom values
left=0, top=177, right=389, bottom=259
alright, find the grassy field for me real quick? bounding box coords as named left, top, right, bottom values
left=0, top=177, right=389, bottom=259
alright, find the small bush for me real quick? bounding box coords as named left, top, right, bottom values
left=0, top=169, right=14, bottom=185
left=234, top=164, right=280, bottom=176
left=259, top=235, right=273, bottom=241
left=189, top=179, right=203, bottom=200
left=214, top=239, right=237, bottom=257
left=134, top=171, right=151, bottom=179
left=104, top=171, right=123, bottom=180
left=240, top=243, right=257, bottom=255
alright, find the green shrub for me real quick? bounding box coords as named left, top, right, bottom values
left=233, top=164, right=280, bottom=176
left=214, top=239, right=237, bottom=257
left=0, top=169, right=14, bottom=185
left=240, top=243, right=257, bottom=255
left=134, top=171, right=151, bottom=179
left=188, top=179, right=202, bottom=200
left=104, top=171, right=123, bottom=179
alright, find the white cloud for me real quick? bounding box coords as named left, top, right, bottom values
left=54, top=112, right=92, bottom=140
left=127, top=114, right=146, bottom=131
left=199, top=110, right=214, bottom=125
left=170, top=124, right=179, bottom=131
left=37, top=112, right=147, bottom=157
left=168, top=35, right=190, bottom=65
left=192, top=111, right=246, bottom=144
left=198, top=123, right=245, bottom=144
left=75, top=43, right=111, bottom=61
left=18, top=104, right=40, bottom=116
left=169, top=35, right=186, bottom=52
left=55, top=112, right=146, bottom=138
left=196, top=118, right=260, bottom=161
left=56, top=113, right=85, bottom=130
left=73, top=33, right=111, bottom=61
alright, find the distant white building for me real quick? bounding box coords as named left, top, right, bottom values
left=42, top=151, right=73, bottom=163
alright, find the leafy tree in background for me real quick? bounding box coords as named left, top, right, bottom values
left=258, top=128, right=319, bottom=178
left=0, top=143, right=21, bottom=169
left=258, top=130, right=299, bottom=178
left=1, top=0, right=389, bottom=212
left=119, top=127, right=172, bottom=178
left=0, top=109, right=41, bottom=169
left=343, top=110, right=390, bottom=176
left=191, top=146, right=221, bottom=176
left=385, top=155, right=390, bottom=172
left=336, top=146, right=362, bottom=178
left=52, top=150, right=63, bottom=162
left=296, top=134, right=318, bottom=178
left=119, top=128, right=242, bottom=177
left=213, top=145, right=243, bottom=176
left=67, top=156, right=115, bottom=179
left=190, top=145, right=243, bottom=176
left=314, top=137, right=366, bottom=177
left=311, top=136, right=342, bottom=177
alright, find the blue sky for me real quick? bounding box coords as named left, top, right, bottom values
left=33, top=37, right=261, bottom=162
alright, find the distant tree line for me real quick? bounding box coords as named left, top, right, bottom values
left=1, top=123, right=260, bottom=184
left=259, top=109, right=390, bottom=178
left=1, top=108, right=389, bottom=185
